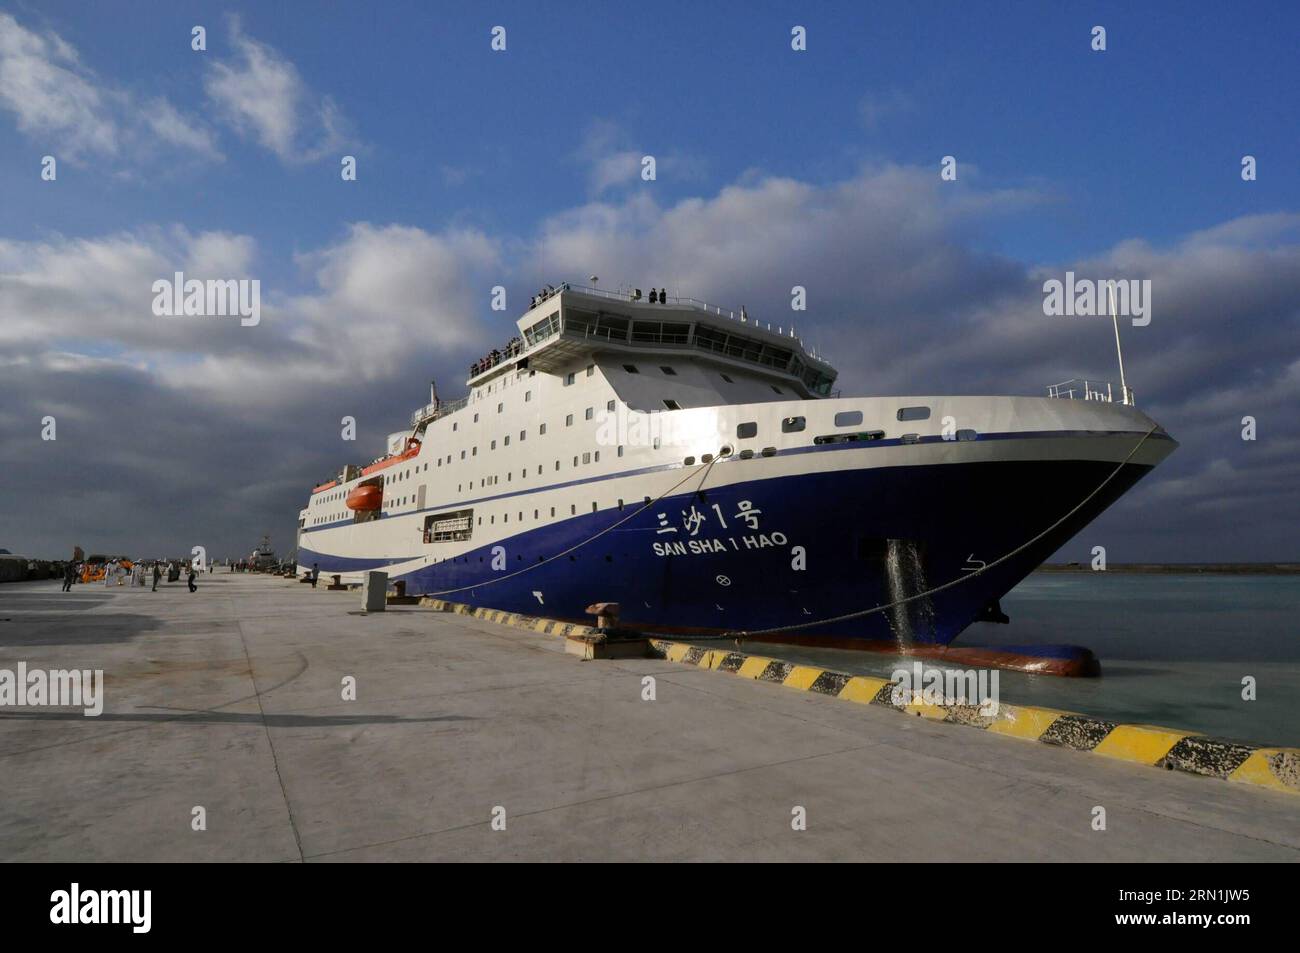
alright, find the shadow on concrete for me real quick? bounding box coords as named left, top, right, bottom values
left=0, top=709, right=474, bottom=728
left=0, top=596, right=115, bottom=612
left=0, top=613, right=166, bottom=647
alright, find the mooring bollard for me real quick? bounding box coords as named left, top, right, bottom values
left=584, top=602, right=621, bottom=631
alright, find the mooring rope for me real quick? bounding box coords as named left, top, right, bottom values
left=724, top=422, right=1162, bottom=640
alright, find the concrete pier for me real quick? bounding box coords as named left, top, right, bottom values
left=1, top=575, right=1296, bottom=861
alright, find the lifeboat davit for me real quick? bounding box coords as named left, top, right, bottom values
left=360, top=436, right=422, bottom=476
left=346, top=485, right=383, bottom=511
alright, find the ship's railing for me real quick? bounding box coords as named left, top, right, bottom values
left=1047, top=378, right=1134, bottom=405
left=559, top=283, right=826, bottom=362
left=410, top=395, right=469, bottom=427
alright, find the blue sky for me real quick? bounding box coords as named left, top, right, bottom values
left=6, top=1, right=1298, bottom=273
left=1, top=1, right=1298, bottom=562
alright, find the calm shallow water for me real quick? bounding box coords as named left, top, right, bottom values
left=709, top=573, right=1300, bottom=747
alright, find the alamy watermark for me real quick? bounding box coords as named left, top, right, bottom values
left=152, top=271, right=261, bottom=327
left=1042, top=272, right=1150, bottom=326
left=890, top=661, right=999, bottom=716
left=0, top=663, right=103, bottom=716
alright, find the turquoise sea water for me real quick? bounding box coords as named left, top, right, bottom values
left=717, top=573, right=1300, bottom=747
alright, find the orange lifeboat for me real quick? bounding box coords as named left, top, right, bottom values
left=346, top=484, right=383, bottom=511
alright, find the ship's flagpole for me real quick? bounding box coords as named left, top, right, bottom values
left=1108, top=280, right=1130, bottom=405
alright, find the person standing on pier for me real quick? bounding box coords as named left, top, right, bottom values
left=187, top=565, right=197, bottom=593
left=151, top=562, right=161, bottom=591
left=310, top=563, right=320, bottom=589
left=61, top=561, right=76, bottom=592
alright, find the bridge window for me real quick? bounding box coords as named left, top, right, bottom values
left=663, top=399, right=681, bottom=411
left=623, top=364, right=639, bottom=374
left=736, top=422, right=757, bottom=439
left=834, top=410, right=863, bottom=427
left=897, top=406, right=931, bottom=422
left=660, top=366, right=677, bottom=375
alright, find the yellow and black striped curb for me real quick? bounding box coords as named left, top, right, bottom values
left=418, top=597, right=597, bottom=639
left=646, top=639, right=1300, bottom=798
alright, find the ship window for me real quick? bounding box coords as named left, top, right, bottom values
left=663, top=399, right=681, bottom=410
left=834, top=411, right=863, bottom=427
left=504, top=435, right=510, bottom=446
left=897, top=406, right=931, bottom=422
left=474, top=413, right=479, bottom=422
left=585, top=407, right=593, bottom=420
left=497, top=402, right=503, bottom=413
left=583, top=452, right=591, bottom=464
left=564, top=373, right=575, bottom=386
left=460, top=450, right=466, bottom=459
left=771, top=385, right=784, bottom=394
left=702, top=453, right=714, bottom=464
left=555, top=460, right=560, bottom=470
left=617, top=446, right=624, bottom=457
left=534, top=509, right=538, bottom=519
left=571, top=504, right=576, bottom=515
left=586, top=364, right=595, bottom=377
left=739, top=449, right=754, bottom=460
left=720, top=374, right=734, bottom=383
left=594, top=450, right=600, bottom=462
left=573, top=456, right=579, bottom=466
left=551, top=507, right=556, bottom=517
left=623, top=364, right=639, bottom=374
left=660, top=366, right=677, bottom=375
left=684, top=456, right=695, bottom=466
left=618, top=499, right=624, bottom=509
left=761, top=446, right=777, bottom=456
left=592, top=502, right=598, bottom=512
left=736, top=421, right=757, bottom=439
left=453, top=422, right=458, bottom=431
left=525, top=391, right=532, bottom=402
left=782, top=416, right=806, bottom=433
left=537, top=465, right=542, bottom=474
left=540, top=423, right=547, bottom=435
left=606, top=400, right=615, bottom=412
left=520, top=430, right=526, bottom=440
left=566, top=414, right=574, bottom=426
left=491, top=440, right=496, bottom=450
left=956, top=429, right=978, bottom=441
left=901, top=433, right=920, bottom=444
left=472, top=447, right=477, bottom=456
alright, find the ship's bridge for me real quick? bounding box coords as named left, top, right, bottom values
left=465, top=284, right=837, bottom=399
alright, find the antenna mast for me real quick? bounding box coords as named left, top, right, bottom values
left=1108, top=281, right=1131, bottom=405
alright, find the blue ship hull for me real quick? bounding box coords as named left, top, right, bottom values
left=298, top=457, right=1157, bottom=646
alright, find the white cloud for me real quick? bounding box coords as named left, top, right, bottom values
left=0, top=12, right=218, bottom=163
left=204, top=18, right=349, bottom=163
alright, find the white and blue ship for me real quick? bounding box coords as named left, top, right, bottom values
left=297, top=283, right=1176, bottom=651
